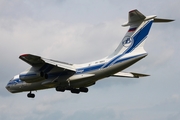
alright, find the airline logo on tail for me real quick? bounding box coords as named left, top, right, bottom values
left=122, top=36, right=133, bottom=47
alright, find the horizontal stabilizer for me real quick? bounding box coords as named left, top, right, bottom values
left=154, top=18, right=174, bottom=23
left=122, top=9, right=146, bottom=27
left=112, top=71, right=150, bottom=78
left=122, top=9, right=174, bottom=27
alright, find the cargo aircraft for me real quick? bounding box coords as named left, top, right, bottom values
left=6, top=10, right=174, bottom=98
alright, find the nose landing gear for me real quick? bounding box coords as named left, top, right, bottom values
left=27, top=91, right=35, bottom=98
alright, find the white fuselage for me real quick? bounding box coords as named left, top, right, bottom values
left=6, top=52, right=147, bottom=93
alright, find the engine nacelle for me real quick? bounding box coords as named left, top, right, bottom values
left=19, top=71, right=48, bottom=83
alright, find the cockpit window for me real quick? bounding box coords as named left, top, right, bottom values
left=9, top=78, right=14, bottom=82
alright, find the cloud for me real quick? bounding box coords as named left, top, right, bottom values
left=64, top=108, right=120, bottom=120
left=0, top=16, right=126, bottom=62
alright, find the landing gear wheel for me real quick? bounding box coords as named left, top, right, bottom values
left=27, top=92, right=35, bottom=98
left=79, top=87, right=88, bottom=93
left=71, top=89, right=80, bottom=94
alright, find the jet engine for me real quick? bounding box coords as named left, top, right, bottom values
left=19, top=70, right=48, bottom=83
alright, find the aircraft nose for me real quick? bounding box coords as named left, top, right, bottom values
left=5, top=84, right=15, bottom=93
left=5, top=85, right=10, bottom=91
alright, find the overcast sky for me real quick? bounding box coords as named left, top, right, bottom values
left=0, top=0, right=180, bottom=120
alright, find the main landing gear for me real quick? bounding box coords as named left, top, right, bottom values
left=27, top=91, right=35, bottom=98
left=27, top=87, right=89, bottom=98
left=56, top=87, right=88, bottom=94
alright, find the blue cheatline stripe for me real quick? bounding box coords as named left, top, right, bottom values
left=101, top=55, right=123, bottom=68
left=76, top=53, right=146, bottom=74
left=76, top=64, right=104, bottom=74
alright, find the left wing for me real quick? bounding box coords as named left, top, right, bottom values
left=112, top=71, right=149, bottom=78
left=19, top=54, right=76, bottom=72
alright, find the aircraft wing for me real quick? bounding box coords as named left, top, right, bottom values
left=19, top=54, right=76, bottom=72
left=112, top=71, right=149, bottom=78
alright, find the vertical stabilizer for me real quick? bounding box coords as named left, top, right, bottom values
left=108, top=9, right=173, bottom=58
left=108, top=10, right=149, bottom=58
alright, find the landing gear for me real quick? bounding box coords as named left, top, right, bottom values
left=56, top=86, right=65, bottom=92
left=27, top=91, right=35, bottom=98
left=55, top=86, right=89, bottom=94
left=70, top=88, right=88, bottom=94
left=70, top=88, right=80, bottom=94
left=79, top=87, right=88, bottom=93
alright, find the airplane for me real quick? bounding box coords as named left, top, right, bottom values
left=6, top=10, right=174, bottom=98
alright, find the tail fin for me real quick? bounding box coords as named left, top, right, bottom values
left=108, top=9, right=174, bottom=58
